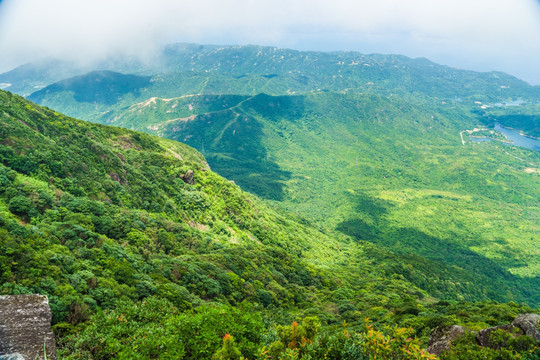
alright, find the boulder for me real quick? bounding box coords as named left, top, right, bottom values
left=181, top=169, right=195, bottom=185
left=0, top=354, right=26, bottom=360
left=0, top=295, right=57, bottom=360
left=512, top=314, right=540, bottom=342
left=427, top=313, right=540, bottom=354
left=427, top=325, right=468, bottom=355
left=476, top=324, right=519, bottom=348
left=476, top=314, right=540, bottom=348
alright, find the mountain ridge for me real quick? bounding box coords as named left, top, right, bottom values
left=2, top=42, right=540, bottom=358
left=3, top=43, right=540, bottom=102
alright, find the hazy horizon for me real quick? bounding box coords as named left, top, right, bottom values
left=1, top=0, right=540, bottom=85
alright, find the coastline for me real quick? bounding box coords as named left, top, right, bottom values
left=496, top=123, right=540, bottom=141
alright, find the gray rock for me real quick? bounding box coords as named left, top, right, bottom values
left=427, top=314, right=540, bottom=354
left=0, top=295, right=57, bottom=360
left=512, top=314, right=540, bottom=342
left=109, top=172, right=121, bottom=182
left=181, top=169, right=195, bottom=185
left=427, top=325, right=468, bottom=355
left=0, top=354, right=26, bottom=360
left=476, top=324, right=520, bottom=348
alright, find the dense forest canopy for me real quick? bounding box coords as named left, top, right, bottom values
left=0, top=43, right=539, bottom=359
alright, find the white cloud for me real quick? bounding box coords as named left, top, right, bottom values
left=1, top=0, right=539, bottom=83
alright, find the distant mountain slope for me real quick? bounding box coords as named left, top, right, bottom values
left=0, top=54, right=158, bottom=96
left=28, top=70, right=151, bottom=105
left=17, top=45, right=540, bottom=147
left=100, top=91, right=540, bottom=306
left=0, top=59, right=86, bottom=96
left=4, top=43, right=540, bottom=105
left=159, top=43, right=540, bottom=101
left=0, top=89, right=471, bottom=327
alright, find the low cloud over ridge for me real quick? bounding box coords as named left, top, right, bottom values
left=1, top=0, right=539, bottom=84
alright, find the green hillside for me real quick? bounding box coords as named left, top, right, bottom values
left=28, top=70, right=151, bottom=106
left=11, top=45, right=539, bottom=307
left=23, top=64, right=540, bottom=123
left=2, top=89, right=539, bottom=359
left=5, top=43, right=540, bottom=110
left=14, top=48, right=539, bottom=306
left=0, top=90, right=466, bottom=357
left=0, top=89, right=352, bottom=313
left=98, top=92, right=540, bottom=306
left=158, top=43, right=540, bottom=101
left=3, top=42, right=540, bottom=358
left=0, top=55, right=157, bottom=96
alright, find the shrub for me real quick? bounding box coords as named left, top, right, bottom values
left=8, top=195, right=33, bottom=217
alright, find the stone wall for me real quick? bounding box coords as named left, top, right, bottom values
left=0, top=295, right=57, bottom=360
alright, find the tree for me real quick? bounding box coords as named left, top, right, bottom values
left=213, top=334, right=243, bottom=360
left=8, top=195, right=33, bottom=217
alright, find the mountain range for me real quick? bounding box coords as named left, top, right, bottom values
left=0, top=43, right=539, bottom=359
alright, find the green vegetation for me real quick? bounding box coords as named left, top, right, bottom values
left=0, top=89, right=350, bottom=320
left=85, top=91, right=539, bottom=306
left=2, top=90, right=538, bottom=358
left=17, top=44, right=540, bottom=124
left=28, top=71, right=151, bottom=106
left=2, top=43, right=540, bottom=358
left=478, top=104, right=540, bottom=138
left=440, top=331, right=540, bottom=360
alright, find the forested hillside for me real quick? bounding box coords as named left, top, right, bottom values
left=3, top=43, right=539, bottom=103
left=6, top=43, right=539, bottom=307
left=55, top=90, right=539, bottom=305
left=8, top=43, right=540, bottom=310
left=1, top=41, right=540, bottom=358
left=2, top=90, right=538, bottom=359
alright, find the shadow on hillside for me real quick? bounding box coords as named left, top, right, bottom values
left=336, top=192, right=540, bottom=306
left=163, top=106, right=292, bottom=201
left=473, top=110, right=539, bottom=137
left=241, top=93, right=307, bottom=122
left=29, top=71, right=151, bottom=106
left=496, top=114, right=540, bottom=138
left=207, top=154, right=292, bottom=201
left=336, top=193, right=393, bottom=240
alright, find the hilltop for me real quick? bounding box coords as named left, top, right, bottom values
left=3, top=43, right=539, bottom=103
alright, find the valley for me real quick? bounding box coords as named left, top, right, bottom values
left=0, top=43, right=539, bottom=359
left=32, top=87, right=539, bottom=296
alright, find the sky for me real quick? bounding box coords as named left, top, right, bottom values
left=1, top=0, right=540, bottom=84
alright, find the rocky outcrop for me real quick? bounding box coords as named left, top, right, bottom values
left=513, top=314, right=540, bottom=342
left=427, top=325, right=468, bottom=355
left=427, top=313, right=540, bottom=355
left=476, top=324, right=519, bottom=348
left=181, top=169, right=195, bottom=185
left=0, top=295, right=57, bottom=360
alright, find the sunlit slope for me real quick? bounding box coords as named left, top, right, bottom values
left=108, top=91, right=540, bottom=305
left=4, top=88, right=489, bottom=331
left=21, top=43, right=540, bottom=121
left=2, top=88, right=538, bottom=312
